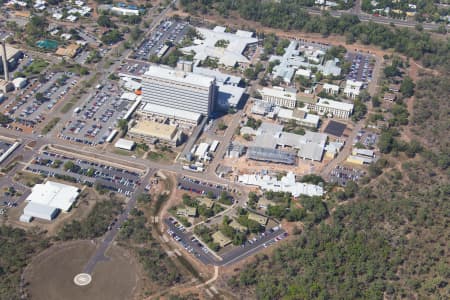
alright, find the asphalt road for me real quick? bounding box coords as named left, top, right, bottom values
left=83, top=169, right=155, bottom=274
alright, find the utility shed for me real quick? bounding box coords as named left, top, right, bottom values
left=114, top=138, right=135, bottom=150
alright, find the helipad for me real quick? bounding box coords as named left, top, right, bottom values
left=74, top=273, right=92, bottom=286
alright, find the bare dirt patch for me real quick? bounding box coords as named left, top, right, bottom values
left=24, top=240, right=140, bottom=300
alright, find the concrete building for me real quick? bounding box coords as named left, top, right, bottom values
left=111, top=6, right=139, bottom=15
left=276, top=108, right=320, bottom=128
left=308, top=98, right=354, bottom=119
left=259, top=86, right=298, bottom=109
left=323, top=83, right=340, bottom=95
left=270, top=40, right=341, bottom=84
left=12, top=77, right=27, bottom=90
left=141, top=65, right=217, bottom=117
left=127, top=120, right=184, bottom=146
left=212, top=231, right=232, bottom=247
left=22, top=181, right=80, bottom=221
left=181, top=26, right=258, bottom=67
left=114, top=138, right=135, bottom=150
left=238, top=172, right=324, bottom=197
left=343, top=80, right=364, bottom=99
left=138, top=103, right=202, bottom=127
left=249, top=122, right=328, bottom=161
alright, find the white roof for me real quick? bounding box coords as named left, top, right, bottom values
left=277, top=108, right=320, bottom=127
left=120, top=92, right=137, bottom=101
left=26, top=181, right=79, bottom=212
left=115, top=138, right=135, bottom=150
left=195, top=142, right=209, bottom=158
left=317, top=98, right=354, bottom=112
left=238, top=172, right=324, bottom=197
left=217, top=83, right=245, bottom=108
left=145, top=65, right=214, bottom=88
left=141, top=103, right=202, bottom=123
left=323, top=83, right=339, bottom=91
left=259, top=86, right=297, bottom=100
left=181, top=26, right=258, bottom=67
left=12, top=77, right=27, bottom=88
left=352, top=148, right=374, bottom=157
left=193, top=67, right=241, bottom=85
left=23, top=202, right=58, bottom=221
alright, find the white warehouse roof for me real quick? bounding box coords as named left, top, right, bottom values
left=115, top=138, right=135, bottom=150
left=23, top=202, right=59, bottom=221
left=26, top=181, right=80, bottom=212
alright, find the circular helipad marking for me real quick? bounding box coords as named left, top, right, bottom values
left=74, top=273, right=92, bottom=286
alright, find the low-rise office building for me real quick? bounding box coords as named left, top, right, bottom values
left=128, top=120, right=184, bottom=147
left=307, top=98, right=354, bottom=119
left=259, top=86, right=298, bottom=109
left=276, top=108, right=320, bottom=128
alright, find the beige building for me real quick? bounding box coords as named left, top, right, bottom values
left=177, top=207, right=197, bottom=217
left=248, top=212, right=268, bottom=226
left=127, top=120, right=184, bottom=146
left=212, top=231, right=232, bottom=247
left=259, top=86, right=298, bottom=108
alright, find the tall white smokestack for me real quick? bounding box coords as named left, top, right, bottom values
left=1, top=41, right=9, bottom=82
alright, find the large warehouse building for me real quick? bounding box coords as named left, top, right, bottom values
left=141, top=65, right=217, bottom=117
left=21, top=181, right=80, bottom=221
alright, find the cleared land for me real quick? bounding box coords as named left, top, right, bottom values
left=24, top=240, right=139, bottom=300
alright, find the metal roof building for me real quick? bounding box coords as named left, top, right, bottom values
left=22, top=181, right=80, bottom=221
left=247, top=147, right=297, bottom=165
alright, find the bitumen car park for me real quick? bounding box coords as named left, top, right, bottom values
left=165, top=218, right=287, bottom=266
left=25, top=151, right=143, bottom=195
left=0, top=141, right=12, bottom=154
left=4, top=72, right=79, bottom=129
left=177, top=176, right=234, bottom=198
left=59, top=82, right=130, bottom=146
left=117, top=59, right=150, bottom=76
left=345, top=52, right=374, bottom=83
left=329, top=165, right=365, bottom=186
left=133, top=19, right=189, bottom=61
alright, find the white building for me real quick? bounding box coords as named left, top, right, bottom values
left=181, top=26, right=258, bottom=67
left=111, top=6, right=139, bottom=16
left=139, top=103, right=202, bottom=126
left=22, top=181, right=80, bottom=221
left=270, top=41, right=341, bottom=84
left=344, top=80, right=364, bottom=99
left=141, top=65, right=216, bottom=117
left=308, top=98, right=354, bottom=119
left=114, top=138, right=135, bottom=150
left=323, top=83, right=340, bottom=95
left=276, top=107, right=320, bottom=128
left=259, top=86, right=298, bottom=109
left=238, top=172, right=324, bottom=197
left=12, top=77, right=27, bottom=90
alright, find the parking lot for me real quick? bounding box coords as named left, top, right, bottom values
left=345, top=52, right=374, bottom=83
left=117, top=59, right=150, bottom=76
left=165, top=218, right=287, bottom=266
left=177, top=176, right=234, bottom=198
left=353, top=130, right=379, bottom=148
left=3, top=71, right=79, bottom=129
left=329, top=165, right=365, bottom=186
left=25, top=150, right=143, bottom=196
left=59, top=81, right=130, bottom=146
left=133, top=19, right=190, bottom=61
left=0, top=141, right=12, bottom=154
